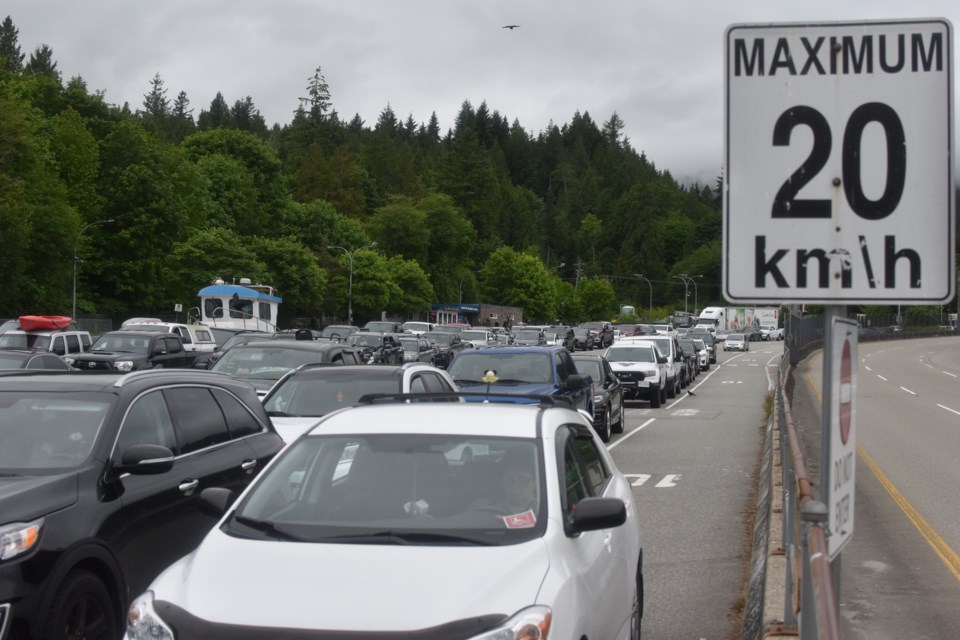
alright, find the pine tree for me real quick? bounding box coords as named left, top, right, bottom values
left=602, top=112, right=626, bottom=148
left=25, top=44, right=58, bottom=77
left=198, top=92, right=232, bottom=130
left=0, top=16, right=24, bottom=72
left=299, top=65, right=331, bottom=125
left=141, top=73, right=169, bottom=117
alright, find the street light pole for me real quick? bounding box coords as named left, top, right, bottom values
left=72, top=219, right=114, bottom=320
left=633, top=274, right=652, bottom=314
left=674, top=274, right=691, bottom=315
left=688, top=275, right=703, bottom=317
left=327, top=242, right=377, bottom=325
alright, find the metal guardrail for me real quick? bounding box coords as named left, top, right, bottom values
left=776, top=356, right=840, bottom=640
left=775, top=313, right=840, bottom=640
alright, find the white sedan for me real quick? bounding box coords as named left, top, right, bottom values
left=125, top=399, right=643, bottom=640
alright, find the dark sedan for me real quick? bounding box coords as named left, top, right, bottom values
left=210, top=341, right=362, bottom=396
left=572, top=353, right=625, bottom=442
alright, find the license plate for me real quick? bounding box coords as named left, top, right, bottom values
left=637, top=381, right=649, bottom=388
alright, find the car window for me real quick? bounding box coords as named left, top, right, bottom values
left=409, top=375, right=428, bottom=393
left=562, top=437, right=591, bottom=525
left=164, top=387, right=231, bottom=453
left=65, top=334, right=80, bottom=354
left=212, top=388, right=263, bottom=439
left=50, top=335, right=66, bottom=356
left=116, top=391, right=178, bottom=454
left=576, top=433, right=609, bottom=493
left=232, top=435, right=545, bottom=542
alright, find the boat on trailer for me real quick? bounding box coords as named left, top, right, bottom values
left=195, top=278, right=282, bottom=333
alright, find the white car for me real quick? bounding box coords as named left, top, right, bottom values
left=125, top=398, right=643, bottom=640
left=724, top=333, right=749, bottom=351
left=604, top=342, right=667, bottom=408
left=262, top=363, right=458, bottom=443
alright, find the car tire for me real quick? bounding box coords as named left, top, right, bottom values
left=612, top=396, right=625, bottom=433
left=41, top=569, right=118, bottom=640
left=650, top=387, right=661, bottom=408
left=631, top=560, right=644, bottom=640
left=597, top=409, right=611, bottom=443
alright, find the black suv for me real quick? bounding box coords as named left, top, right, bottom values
left=0, top=370, right=283, bottom=640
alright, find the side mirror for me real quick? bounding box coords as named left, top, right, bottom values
left=566, top=373, right=588, bottom=389
left=658, top=356, right=667, bottom=364
left=199, top=487, right=236, bottom=518
left=568, top=497, right=627, bottom=533
left=117, top=444, right=175, bottom=475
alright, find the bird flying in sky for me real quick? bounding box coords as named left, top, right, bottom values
left=502, top=25, right=520, bottom=30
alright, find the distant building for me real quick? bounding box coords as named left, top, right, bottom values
left=431, top=303, right=523, bottom=328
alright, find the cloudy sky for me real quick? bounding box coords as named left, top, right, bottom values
left=6, top=1, right=959, bottom=186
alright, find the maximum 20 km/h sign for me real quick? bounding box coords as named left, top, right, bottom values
left=724, top=19, right=955, bottom=304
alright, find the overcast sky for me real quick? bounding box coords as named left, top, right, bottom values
left=6, top=1, right=959, bottom=186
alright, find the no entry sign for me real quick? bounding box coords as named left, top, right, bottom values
left=828, top=317, right=858, bottom=559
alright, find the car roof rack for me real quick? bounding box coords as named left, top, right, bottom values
left=355, top=391, right=576, bottom=409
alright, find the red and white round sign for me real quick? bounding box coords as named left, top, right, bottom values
left=839, top=338, right=852, bottom=445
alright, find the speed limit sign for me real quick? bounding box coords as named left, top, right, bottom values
left=724, top=19, right=955, bottom=304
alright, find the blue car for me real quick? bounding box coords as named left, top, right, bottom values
left=446, top=346, right=592, bottom=413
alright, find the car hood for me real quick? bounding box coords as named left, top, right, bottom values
left=0, top=473, right=78, bottom=521
left=151, top=529, right=550, bottom=630
left=73, top=352, right=140, bottom=361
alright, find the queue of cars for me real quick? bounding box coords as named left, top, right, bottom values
left=0, top=316, right=646, bottom=639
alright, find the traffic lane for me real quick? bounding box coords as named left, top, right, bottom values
left=795, top=353, right=960, bottom=638
left=608, top=348, right=772, bottom=639
left=859, top=338, right=960, bottom=414
left=851, top=341, right=960, bottom=554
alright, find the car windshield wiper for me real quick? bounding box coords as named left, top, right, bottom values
left=231, top=515, right=305, bottom=541
left=320, top=530, right=497, bottom=546
left=265, top=410, right=299, bottom=417
left=454, top=379, right=484, bottom=386
left=491, top=378, right=530, bottom=385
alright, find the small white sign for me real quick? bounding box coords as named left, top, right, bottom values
left=828, top=318, right=858, bottom=559
left=724, top=19, right=955, bottom=303
left=174, top=304, right=183, bottom=312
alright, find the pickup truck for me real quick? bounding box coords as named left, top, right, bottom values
left=70, top=331, right=198, bottom=371
left=760, top=325, right=784, bottom=341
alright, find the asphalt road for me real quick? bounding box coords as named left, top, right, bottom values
left=605, top=340, right=783, bottom=639
left=794, top=337, right=960, bottom=639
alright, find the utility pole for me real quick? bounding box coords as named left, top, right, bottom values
left=327, top=242, right=377, bottom=325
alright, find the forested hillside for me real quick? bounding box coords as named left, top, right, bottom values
left=0, top=15, right=723, bottom=325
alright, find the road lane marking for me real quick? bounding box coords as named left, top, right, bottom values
left=943, top=371, right=958, bottom=378
left=857, top=444, right=960, bottom=582
left=608, top=417, right=655, bottom=450
left=877, top=375, right=888, bottom=381
left=865, top=365, right=872, bottom=371
left=655, top=474, right=681, bottom=488
left=937, top=404, right=960, bottom=417
left=804, top=369, right=960, bottom=582
left=899, top=386, right=916, bottom=395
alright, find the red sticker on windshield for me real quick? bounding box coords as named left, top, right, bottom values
left=499, top=510, right=536, bottom=528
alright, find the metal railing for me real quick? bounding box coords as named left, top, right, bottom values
left=776, top=354, right=840, bottom=639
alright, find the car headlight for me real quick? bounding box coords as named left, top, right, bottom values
left=470, top=605, right=552, bottom=639
left=126, top=591, right=174, bottom=640
left=593, top=394, right=605, bottom=404
left=64, top=356, right=76, bottom=366
left=0, top=518, right=43, bottom=561
left=115, top=360, right=135, bottom=372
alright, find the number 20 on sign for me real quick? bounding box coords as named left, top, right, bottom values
left=724, top=19, right=955, bottom=304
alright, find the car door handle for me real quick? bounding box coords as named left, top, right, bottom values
left=179, top=479, right=200, bottom=494
left=241, top=459, right=258, bottom=473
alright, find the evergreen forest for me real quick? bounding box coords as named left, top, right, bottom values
left=2, top=15, right=738, bottom=327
